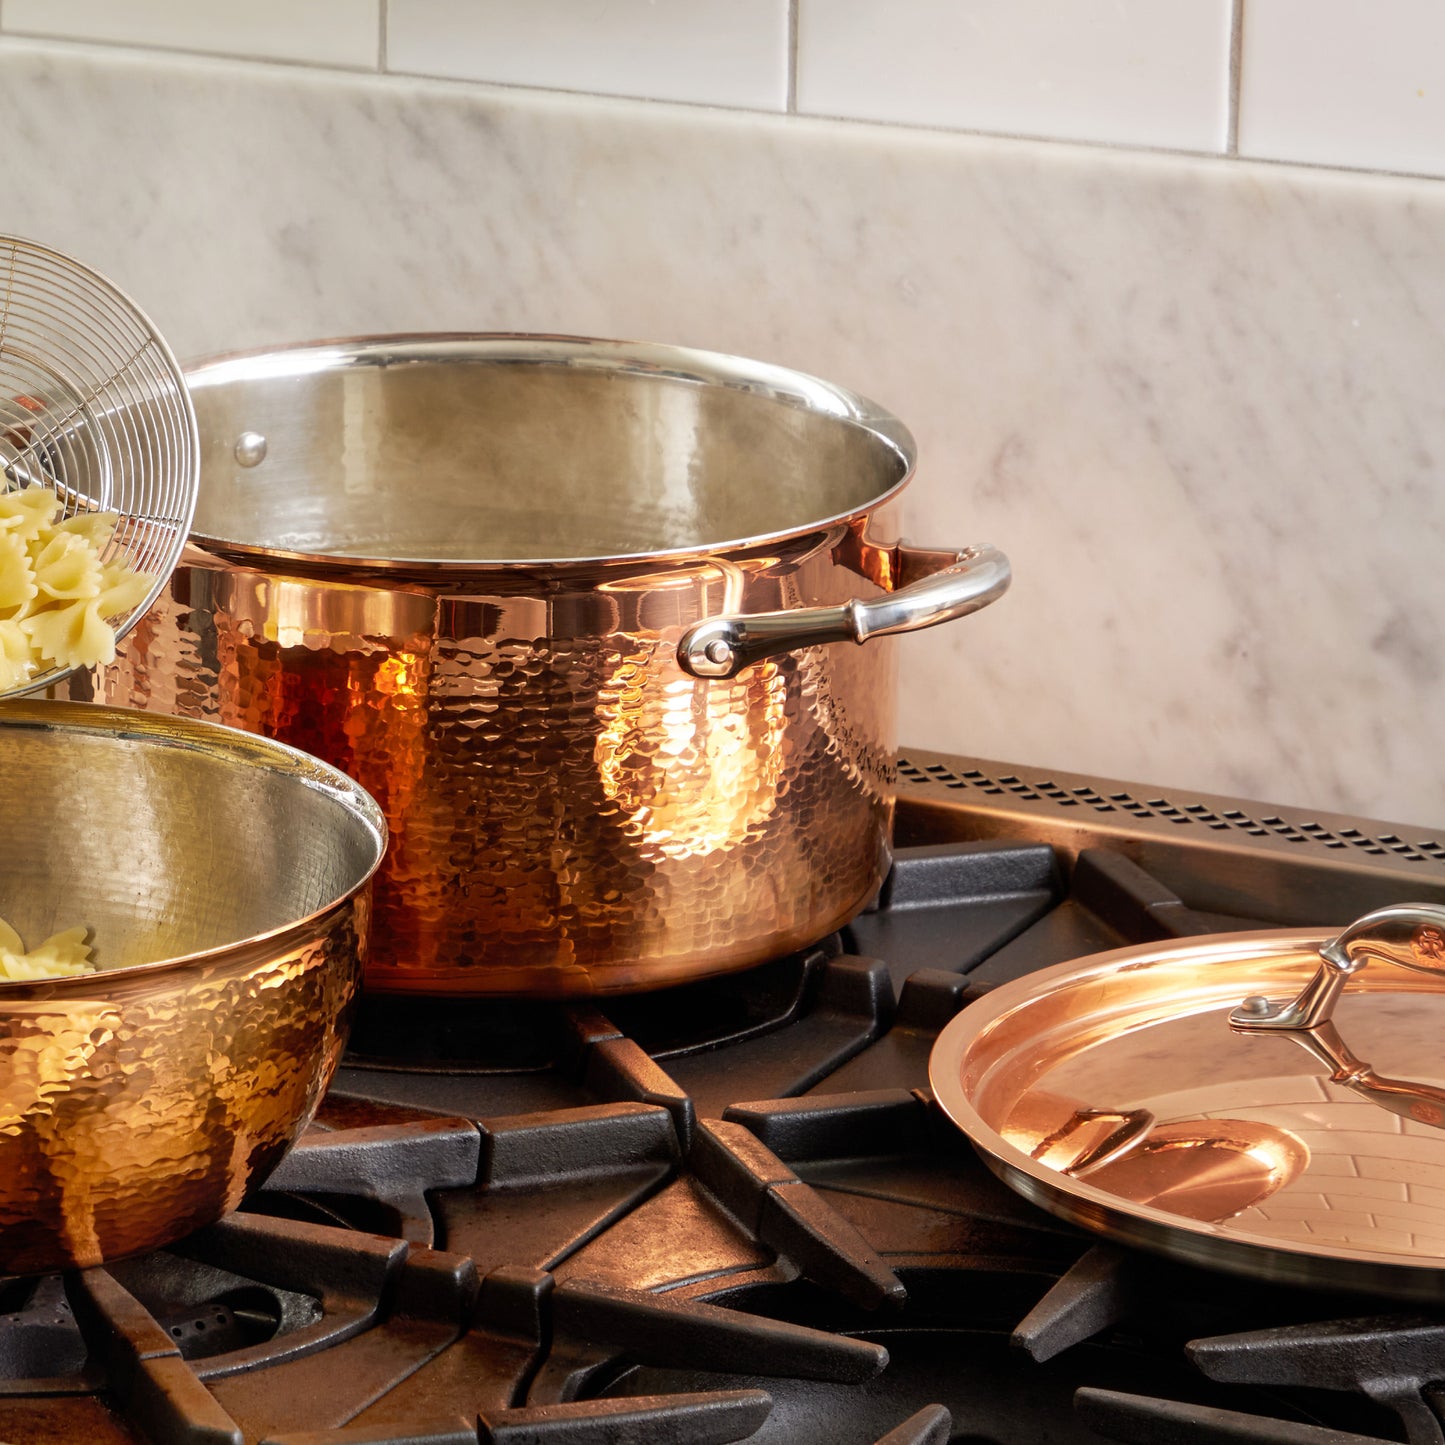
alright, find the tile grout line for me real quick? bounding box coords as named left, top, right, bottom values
left=2, top=26, right=1444, bottom=186
left=1228, top=0, right=1244, bottom=155
left=0, top=28, right=379, bottom=74
left=787, top=0, right=799, bottom=114
left=378, top=0, right=387, bottom=72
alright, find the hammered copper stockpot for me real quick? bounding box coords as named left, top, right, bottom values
left=79, top=336, right=1010, bottom=996
left=0, top=701, right=385, bottom=1275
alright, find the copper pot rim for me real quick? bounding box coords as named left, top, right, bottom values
left=0, top=698, right=387, bottom=998
left=182, top=331, right=919, bottom=577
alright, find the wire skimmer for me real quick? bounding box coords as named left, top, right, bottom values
left=0, top=234, right=198, bottom=697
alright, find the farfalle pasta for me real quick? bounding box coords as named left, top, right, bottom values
left=0, top=916, right=96, bottom=981
left=0, top=486, right=152, bottom=692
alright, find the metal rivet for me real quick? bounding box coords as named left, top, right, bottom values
left=1239, top=995, right=1271, bottom=1016
left=234, top=431, right=268, bottom=468
left=705, top=639, right=732, bottom=666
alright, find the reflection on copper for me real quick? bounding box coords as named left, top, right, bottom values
left=930, top=922, right=1445, bottom=1296
left=832, top=518, right=966, bottom=593
left=0, top=700, right=380, bottom=1275
left=222, top=632, right=436, bottom=970
left=1000, top=1090, right=1153, bottom=1175
left=1080, top=1119, right=1310, bottom=1223
left=1003, top=1091, right=1308, bottom=1224
left=1230, top=905, right=1445, bottom=1132
left=594, top=661, right=788, bottom=860
left=1261, top=1020, right=1445, bottom=1132
left=591, top=559, right=793, bottom=861
left=97, top=542, right=897, bottom=994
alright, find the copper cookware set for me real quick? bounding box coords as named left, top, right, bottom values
left=23, top=306, right=1436, bottom=1299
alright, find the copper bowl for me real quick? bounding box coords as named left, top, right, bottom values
left=0, top=700, right=386, bottom=1275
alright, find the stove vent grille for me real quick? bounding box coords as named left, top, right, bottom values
left=897, top=756, right=1445, bottom=868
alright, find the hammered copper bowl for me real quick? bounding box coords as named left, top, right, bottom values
left=0, top=700, right=386, bottom=1276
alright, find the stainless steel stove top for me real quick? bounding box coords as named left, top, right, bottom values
left=897, top=750, right=1445, bottom=924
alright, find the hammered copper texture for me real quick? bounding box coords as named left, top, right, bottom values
left=0, top=700, right=382, bottom=1275
left=0, top=911, right=363, bottom=1276
left=93, top=530, right=899, bottom=996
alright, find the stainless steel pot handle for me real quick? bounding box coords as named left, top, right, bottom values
left=1230, top=903, right=1445, bottom=1032
left=676, top=543, right=1010, bottom=680
left=1231, top=903, right=1445, bottom=1130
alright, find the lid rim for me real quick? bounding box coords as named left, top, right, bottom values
left=931, top=924, right=1445, bottom=1291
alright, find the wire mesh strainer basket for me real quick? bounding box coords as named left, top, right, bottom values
left=0, top=234, right=198, bottom=697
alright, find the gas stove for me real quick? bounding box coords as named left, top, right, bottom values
left=5, top=751, right=1445, bottom=1445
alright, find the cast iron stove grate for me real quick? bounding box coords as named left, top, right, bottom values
left=4, top=754, right=1445, bottom=1445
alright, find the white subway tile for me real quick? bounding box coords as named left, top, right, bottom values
left=797, top=0, right=1232, bottom=152
left=1240, top=0, right=1445, bottom=177
left=1, top=0, right=380, bottom=69
left=387, top=0, right=788, bottom=111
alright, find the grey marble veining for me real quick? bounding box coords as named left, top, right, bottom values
left=1, top=38, right=1442, bottom=828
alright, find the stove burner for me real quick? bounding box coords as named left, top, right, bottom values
left=5, top=757, right=1445, bottom=1444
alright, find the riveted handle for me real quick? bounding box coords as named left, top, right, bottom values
left=1231, top=902, right=1445, bottom=1032
left=677, top=543, right=1010, bottom=680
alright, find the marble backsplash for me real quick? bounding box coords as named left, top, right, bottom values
left=1, top=39, right=1441, bottom=828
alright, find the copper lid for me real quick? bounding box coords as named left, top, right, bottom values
left=929, top=904, right=1445, bottom=1299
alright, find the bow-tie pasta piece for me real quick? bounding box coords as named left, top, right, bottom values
left=0, top=486, right=152, bottom=690
left=56, top=510, right=119, bottom=547
left=0, top=917, right=96, bottom=981
left=32, top=532, right=104, bottom=602
left=0, top=532, right=35, bottom=610
left=0, top=486, right=61, bottom=541
left=19, top=597, right=117, bottom=671
left=0, top=618, right=31, bottom=691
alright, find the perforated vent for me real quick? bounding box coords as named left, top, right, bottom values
left=897, top=756, right=1445, bottom=868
